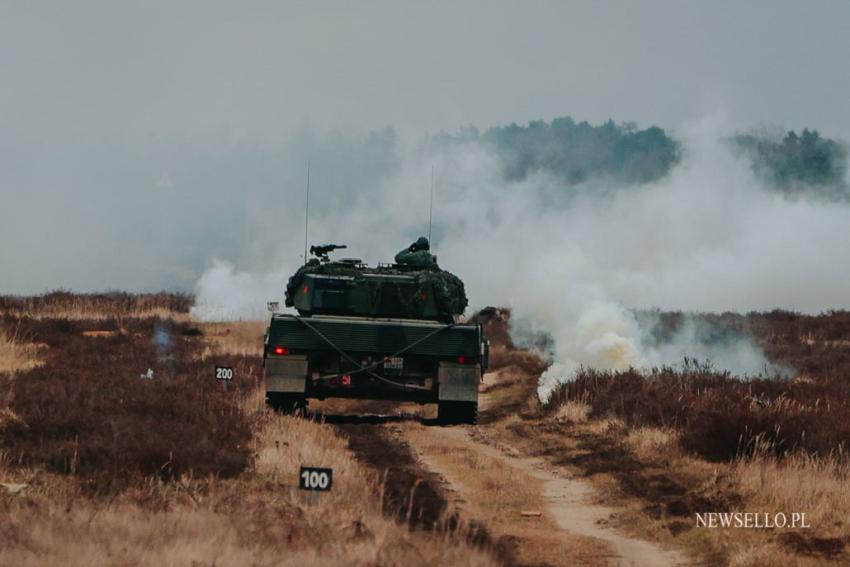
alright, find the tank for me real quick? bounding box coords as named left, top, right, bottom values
left=284, top=238, right=468, bottom=322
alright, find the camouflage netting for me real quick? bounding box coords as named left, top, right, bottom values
left=285, top=260, right=468, bottom=319
left=414, top=268, right=467, bottom=315
left=285, top=260, right=357, bottom=306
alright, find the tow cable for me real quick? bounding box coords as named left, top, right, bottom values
left=291, top=315, right=454, bottom=391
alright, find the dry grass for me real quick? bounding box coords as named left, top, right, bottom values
left=725, top=542, right=799, bottom=567
left=552, top=399, right=591, bottom=424
left=0, top=326, right=41, bottom=375
left=572, top=417, right=850, bottom=565
left=733, top=450, right=850, bottom=536
left=0, top=501, right=280, bottom=566
left=666, top=448, right=850, bottom=566
left=5, top=317, right=258, bottom=482
left=196, top=321, right=269, bottom=416
left=548, top=366, right=850, bottom=462
left=252, top=414, right=496, bottom=566
left=198, top=321, right=266, bottom=357
left=624, top=427, right=680, bottom=462
left=401, top=423, right=610, bottom=565
left=484, top=307, right=850, bottom=565
left=0, top=294, right=495, bottom=565
left=534, top=311, right=850, bottom=563
left=0, top=409, right=495, bottom=566
left=0, top=291, right=192, bottom=320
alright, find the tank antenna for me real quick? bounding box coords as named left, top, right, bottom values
left=303, top=159, right=311, bottom=266
left=428, top=165, right=434, bottom=243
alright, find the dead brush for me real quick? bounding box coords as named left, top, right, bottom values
left=3, top=317, right=256, bottom=488
left=551, top=390, right=591, bottom=423
left=0, top=324, right=42, bottom=375
left=624, top=426, right=680, bottom=462
left=733, top=443, right=850, bottom=533
left=198, top=321, right=266, bottom=358
left=0, top=291, right=193, bottom=320
left=0, top=297, right=496, bottom=566
left=547, top=365, right=850, bottom=463
left=0, top=411, right=496, bottom=567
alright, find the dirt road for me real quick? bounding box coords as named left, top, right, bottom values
left=319, top=370, right=690, bottom=566
left=313, top=308, right=691, bottom=565
left=405, top=424, right=688, bottom=566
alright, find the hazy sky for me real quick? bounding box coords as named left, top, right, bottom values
left=2, top=1, right=850, bottom=293
left=3, top=1, right=849, bottom=142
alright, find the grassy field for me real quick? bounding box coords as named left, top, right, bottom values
left=478, top=308, right=850, bottom=565
left=4, top=292, right=850, bottom=565
left=0, top=293, right=494, bottom=566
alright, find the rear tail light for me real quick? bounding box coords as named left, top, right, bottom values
left=456, top=356, right=478, bottom=364
left=272, top=346, right=289, bottom=355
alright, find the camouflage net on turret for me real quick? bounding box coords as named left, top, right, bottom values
left=413, top=268, right=467, bottom=315
left=285, top=260, right=468, bottom=319
left=285, top=260, right=356, bottom=307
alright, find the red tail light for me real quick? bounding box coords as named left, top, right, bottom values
left=457, top=356, right=466, bottom=364
left=456, top=355, right=478, bottom=365
left=273, top=346, right=289, bottom=355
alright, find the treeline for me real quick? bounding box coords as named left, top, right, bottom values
left=732, top=129, right=849, bottom=199
left=432, top=117, right=681, bottom=186
left=429, top=117, right=849, bottom=198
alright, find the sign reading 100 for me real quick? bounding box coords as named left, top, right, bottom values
left=299, top=466, right=332, bottom=491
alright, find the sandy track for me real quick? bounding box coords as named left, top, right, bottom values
left=314, top=379, right=689, bottom=565
left=324, top=412, right=514, bottom=564
left=318, top=409, right=689, bottom=565
left=333, top=420, right=456, bottom=530
left=440, top=427, right=689, bottom=567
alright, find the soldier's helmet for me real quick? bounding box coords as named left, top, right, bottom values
left=410, top=236, right=430, bottom=252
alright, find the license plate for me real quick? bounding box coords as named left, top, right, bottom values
left=383, top=356, right=403, bottom=370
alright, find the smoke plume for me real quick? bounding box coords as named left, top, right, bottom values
left=188, top=115, right=850, bottom=396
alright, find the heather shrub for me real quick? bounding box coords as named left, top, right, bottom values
left=0, top=291, right=193, bottom=319
left=547, top=365, right=850, bottom=462
left=4, top=317, right=259, bottom=487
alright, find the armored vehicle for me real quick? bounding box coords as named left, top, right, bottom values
left=263, top=238, right=486, bottom=424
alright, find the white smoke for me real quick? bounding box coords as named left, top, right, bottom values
left=190, top=260, right=288, bottom=321
left=638, top=312, right=785, bottom=374
left=192, top=115, right=850, bottom=397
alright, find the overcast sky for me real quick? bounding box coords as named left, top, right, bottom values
left=3, top=1, right=849, bottom=142
left=2, top=1, right=850, bottom=293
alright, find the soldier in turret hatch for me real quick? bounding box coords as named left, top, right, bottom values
left=394, top=236, right=437, bottom=267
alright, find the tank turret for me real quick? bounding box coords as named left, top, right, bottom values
left=284, top=237, right=467, bottom=322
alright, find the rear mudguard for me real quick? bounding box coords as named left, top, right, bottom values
left=265, top=354, right=308, bottom=393
left=437, top=362, right=480, bottom=402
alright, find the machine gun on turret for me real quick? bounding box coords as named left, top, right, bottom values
left=309, top=244, right=347, bottom=262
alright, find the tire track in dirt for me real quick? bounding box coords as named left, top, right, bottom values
left=401, top=421, right=616, bottom=566
left=459, top=311, right=692, bottom=565
left=307, top=306, right=690, bottom=566
left=321, top=411, right=516, bottom=565
left=458, top=426, right=689, bottom=567
left=336, top=421, right=449, bottom=530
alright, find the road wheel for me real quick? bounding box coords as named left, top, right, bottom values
left=266, top=392, right=307, bottom=416
left=437, top=401, right=478, bottom=425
